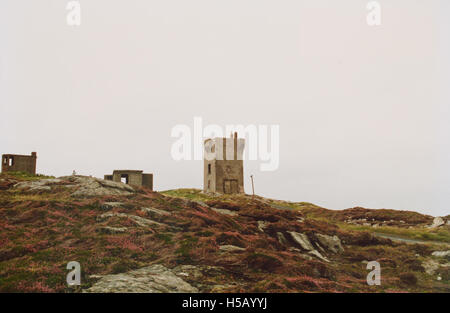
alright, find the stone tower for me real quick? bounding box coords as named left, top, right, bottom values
left=204, top=132, right=245, bottom=194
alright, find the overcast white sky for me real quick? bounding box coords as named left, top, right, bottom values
left=1, top=1, right=449, bottom=216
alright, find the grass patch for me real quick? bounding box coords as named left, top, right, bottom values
left=340, top=223, right=450, bottom=243
left=162, top=189, right=212, bottom=202
left=175, top=235, right=199, bottom=263
left=155, top=233, right=173, bottom=244
left=3, top=172, right=55, bottom=181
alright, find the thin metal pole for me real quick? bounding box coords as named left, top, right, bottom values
left=250, top=175, right=255, bottom=197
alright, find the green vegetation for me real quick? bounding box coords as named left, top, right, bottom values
left=162, top=189, right=209, bottom=201
left=176, top=235, right=199, bottom=263
left=0, top=174, right=449, bottom=293
left=155, top=233, right=173, bottom=244
left=4, top=171, right=55, bottom=181
left=340, top=223, right=450, bottom=244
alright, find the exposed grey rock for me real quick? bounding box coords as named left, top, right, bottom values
left=219, top=245, right=246, bottom=252
left=257, top=221, right=269, bottom=232
left=422, top=259, right=441, bottom=275
left=212, top=208, right=237, bottom=216
left=14, top=179, right=63, bottom=191
left=287, top=247, right=313, bottom=260
left=129, top=215, right=165, bottom=228
left=89, top=275, right=103, bottom=279
left=98, top=226, right=128, bottom=234
left=308, top=250, right=330, bottom=263
left=429, top=217, right=445, bottom=229
left=432, top=250, right=450, bottom=258
left=84, top=264, right=198, bottom=293
left=141, top=207, right=171, bottom=216
left=288, top=232, right=315, bottom=251
left=63, top=176, right=134, bottom=197
left=315, top=234, right=344, bottom=254
left=277, top=232, right=287, bottom=245
left=288, top=231, right=329, bottom=262
left=97, top=212, right=129, bottom=222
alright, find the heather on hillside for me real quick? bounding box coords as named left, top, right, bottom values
left=0, top=173, right=448, bottom=293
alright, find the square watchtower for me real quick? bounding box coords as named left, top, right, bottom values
left=204, top=132, right=245, bottom=194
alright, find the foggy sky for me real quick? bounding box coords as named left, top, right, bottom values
left=1, top=0, right=449, bottom=216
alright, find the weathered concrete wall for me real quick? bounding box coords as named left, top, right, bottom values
left=142, top=174, right=153, bottom=190
left=1, top=152, right=37, bottom=175
left=203, top=160, right=216, bottom=192
left=214, top=159, right=244, bottom=194
left=104, top=170, right=153, bottom=191
left=203, top=134, right=245, bottom=194
left=112, top=171, right=142, bottom=186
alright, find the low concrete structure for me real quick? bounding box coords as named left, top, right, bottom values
left=104, top=170, right=153, bottom=190
left=2, top=152, right=37, bottom=175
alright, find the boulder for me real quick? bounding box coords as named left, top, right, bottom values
left=277, top=232, right=287, bottom=245
left=141, top=207, right=171, bottom=216
left=212, top=208, right=237, bottom=216
left=288, top=232, right=315, bottom=251
left=315, top=234, right=344, bottom=254
left=429, top=217, right=445, bottom=229
left=84, top=264, right=198, bottom=293
left=219, top=245, right=246, bottom=252
left=422, top=259, right=440, bottom=275
left=14, top=179, right=63, bottom=192
left=98, top=226, right=128, bottom=234
left=65, top=176, right=135, bottom=197
left=257, top=221, right=269, bottom=232
left=432, top=251, right=450, bottom=258
left=308, top=250, right=330, bottom=263
left=288, top=231, right=329, bottom=262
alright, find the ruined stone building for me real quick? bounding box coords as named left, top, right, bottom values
left=2, top=152, right=37, bottom=175
left=104, top=170, right=153, bottom=190
left=204, top=132, right=245, bottom=194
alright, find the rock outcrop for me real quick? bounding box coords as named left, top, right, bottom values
left=432, top=250, right=450, bottom=258
left=288, top=231, right=329, bottom=262
left=219, top=245, right=246, bottom=253
left=68, top=176, right=135, bottom=197
left=315, top=234, right=344, bottom=254
left=84, top=264, right=198, bottom=293
left=97, top=212, right=164, bottom=227
left=14, top=178, right=64, bottom=192
left=429, top=217, right=446, bottom=229
left=13, top=175, right=135, bottom=197
left=211, top=208, right=237, bottom=216
left=97, top=226, right=128, bottom=234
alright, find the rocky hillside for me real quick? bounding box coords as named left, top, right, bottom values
left=0, top=173, right=449, bottom=292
